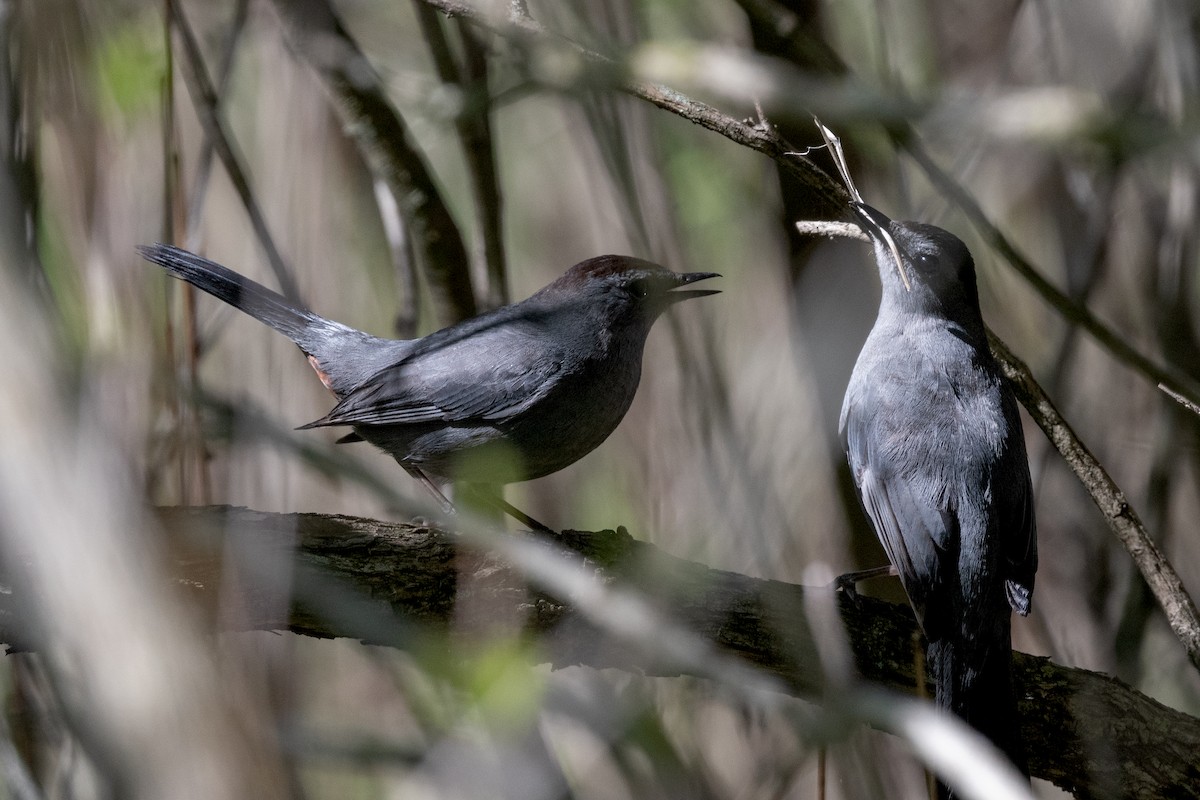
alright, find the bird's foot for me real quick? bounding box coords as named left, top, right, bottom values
left=830, top=564, right=897, bottom=599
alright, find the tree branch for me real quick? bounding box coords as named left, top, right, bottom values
left=907, top=144, right=1200, bottom=413
left=415, top=0, right=847, bottom=219
left=9, top=505, right=1189, bottom=799
left=988, top=333, right=1200, bottom=672
left=166, top=0, right=301, bottom=303
left=268, top=0, right=478, bottom=325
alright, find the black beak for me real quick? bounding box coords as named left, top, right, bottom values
left=666, top=271, right=721, bottom=302
left=849, top=202, right=912, bottom=292
left=851, top=202, right=891, bottom=238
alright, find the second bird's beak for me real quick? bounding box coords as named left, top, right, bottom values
left=850, top=202, right=912, bottom=292
left=664, top=271, right=721, bottom=303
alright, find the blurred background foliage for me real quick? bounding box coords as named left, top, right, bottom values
left=1, top=0, right=1199, bottom=797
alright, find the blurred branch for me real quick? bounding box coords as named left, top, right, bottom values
left=0, top=0, right=40, bottom=288
left=166, top=0, right=301, bottom=302
left=412, top=2, right=509, bottom=307
left=907, top=143, right=1200, bottom=413
left=415, top=0, right=847, bottom=218
left=988, top=333, right=1200, bottom=673
left=268, top=0, right=478, bottom=325
left=12, top=505, right=1189, bottom=799
left=183, top=0, right=250, bottom=252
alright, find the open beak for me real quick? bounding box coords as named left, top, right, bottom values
left=666, top=271, right=721, bottom=303
left=850, top=202, right=912, bottom=292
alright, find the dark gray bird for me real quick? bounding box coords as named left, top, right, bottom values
left=138, top=244, right=718, bottom=523
left=839, top=204, right=1037, bottom=787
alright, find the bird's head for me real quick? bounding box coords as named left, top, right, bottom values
left=851, top=202, right=982, bottom=322
left=543, top=255, right=720, bottom=328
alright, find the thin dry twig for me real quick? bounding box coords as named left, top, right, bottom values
left=815, top=119, right=862, bottom=203
left=1160, top=383, right=1200, bottom=417
left=811, top=119, right=911, bottom=291
left=794, top=220, right=866, bottom=241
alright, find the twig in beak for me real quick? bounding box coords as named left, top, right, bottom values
left=815, top=119, right=912, bottom=292
left=816, top=119, right=863, bottom=204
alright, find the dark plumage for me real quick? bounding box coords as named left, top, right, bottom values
left=839, top=204, right=1037, bottom=790
left=139, top=244, right=718, bottom=495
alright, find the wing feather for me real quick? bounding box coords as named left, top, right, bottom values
left=300, top=316, right=567, bottom=429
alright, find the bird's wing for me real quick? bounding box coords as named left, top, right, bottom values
left=844, top=419, right=952, bottom=623
left=999, top=395, right=1038, bottom=615
left=840, top=352, right=957, bottom=625
left=301, top=319, right=566, bottom=429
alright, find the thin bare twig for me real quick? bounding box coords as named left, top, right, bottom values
left=166, top=0, right=301, bottom=302
left=794, top=220, right=866, bottom=240
left=184, top=0, right=250, bottom=253
left=1160, top=383, right=1200, bottom=417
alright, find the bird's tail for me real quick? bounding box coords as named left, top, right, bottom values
left=928, top=625, right=1027, bottom=798
left=138, top=244, right=330, bottom=351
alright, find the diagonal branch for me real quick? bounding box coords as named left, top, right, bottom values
left=988, top=333, right=1200, bottom=672
left=907, top=144, right=1200, bottom=413
left=268, top=0, right=478, bottom=326
left=167, top=0, right=301, bottom=302
left=183, top=0, right=250, bottom=252
left=419, top=0, right=1200, bottom=415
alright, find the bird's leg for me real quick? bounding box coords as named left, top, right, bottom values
left=402, top=465, right=456, bottom=518
left=402, top=467, right=556, bottom=534
left=462, top=484, right=557, bottom=535
left=830, top=564, right=898, bottom=597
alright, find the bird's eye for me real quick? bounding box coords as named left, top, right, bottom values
left=915, top=252, right=936, bottom=269
left=629, top=278, right=652, bottom=298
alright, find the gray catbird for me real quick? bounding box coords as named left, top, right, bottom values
left=839, top=204, right=1037, bottom=789
left=138, top=244, right=718, bottom=522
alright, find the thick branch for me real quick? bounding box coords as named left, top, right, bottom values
left=7, top=505, right=1189, bottom=799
